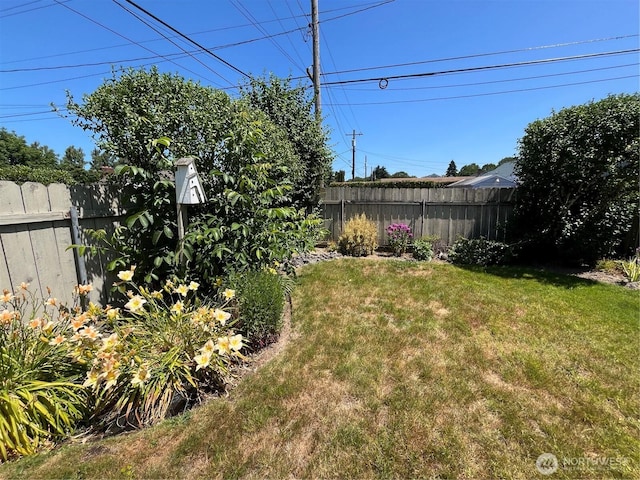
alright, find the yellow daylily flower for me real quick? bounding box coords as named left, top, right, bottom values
left=83, top=369, right=100, bottom=389
left=213, top=308, right=231, bottom=325
left=106, top=307, right=120, bottom=320
left=215, top=336, right=231, bottom=355
left=103, top=369, right=120, bottom=390
left=131, top=365, right=151, bottom=386
left=171, top=301, right=185, bottom=314
left=223, top=289, right=235, bottom=300
left=117, top=266, right=135, bottom=282
left=188, top=281, right=200, bottom=291
left=229, top=334, right=244, bottom=352
left=174, top=284, right=190, bottom=297
left=49, top=335, right=65, bottom=346
left=201, top=339, right=216, bottom=354
left=125, top=295, right=147, bottom=313
left=194, top=351, right=212, bottom=371
left=100, top=333, right=119, bottom=351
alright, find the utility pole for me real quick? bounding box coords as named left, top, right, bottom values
left=364, top=155, right=367, bottom=180
left=311, top=0, right=321, bottom=121
left=346, top=129, right=363, bottom=180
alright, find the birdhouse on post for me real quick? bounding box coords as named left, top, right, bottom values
left=175, top=157, right=206, bottom=243
left=175, top=157, right=206, bottom=205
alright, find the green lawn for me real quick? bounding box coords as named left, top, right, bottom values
left=2, top=259, right=638, bottom=479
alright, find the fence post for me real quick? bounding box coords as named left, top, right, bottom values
left=69, top=206, right=87, bottom=286
left=340, top=199, right=345, bottom=238
left=420, top=199, right=426, bottom=238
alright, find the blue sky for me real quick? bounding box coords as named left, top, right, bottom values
left=1, top=0, right=638, bottom=178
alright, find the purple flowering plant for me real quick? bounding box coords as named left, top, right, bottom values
left=386, top=223, right=413, bottom=256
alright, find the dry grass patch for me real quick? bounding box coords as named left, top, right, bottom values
left=1, top=259, right=638, bottom=479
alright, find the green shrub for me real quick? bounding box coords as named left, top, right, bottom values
left=338, top=213, right=378, bottom=257
left=449, top=237, right=514, bottom=266
left=412, top=238, right=433, bottom=261
left=595, top=259, right=625, bottom=276
left=422, top=234, right=447, bottom=257
left=231, top=270, right=286, bottom=350
left=0, top=166, right=79, bottom=186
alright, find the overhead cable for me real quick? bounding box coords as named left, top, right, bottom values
left=51, top=0, right=216, bottom=86
left=324, top=75, right=637, bottom=106
left=113, top=0, right=231, bottom=87
left=123, top=0, right=250, bottom=79
left=320, top=49, right=640, bottom=87
left=290, top=34, right=639, bottom=81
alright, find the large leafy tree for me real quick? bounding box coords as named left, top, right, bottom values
left=372, top=165, right=390, bottom=180
left=64, top=67, right=319, bottom=284
left=511, top=93, right=639, bottom=264
left=458, top=163, right=480, bottom=176
left=0, top=129, right=58, bottom=168
left=239, top=74, right=333, bottom=211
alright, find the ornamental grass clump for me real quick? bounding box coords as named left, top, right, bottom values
left=386, top=223, right=413, bottom=256
left=338, top=213, right=378, bottom=257
left=0, top=268, right=246, bottom=460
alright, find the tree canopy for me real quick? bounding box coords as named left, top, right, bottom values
left=445, top=160, right=457, bottom=176
left=64, top=67, right=325, bottom=284
left=511, top=93, right=639, bottom=264
left=239, top=74, right=333, bottom=211
left=0, top=128, right=58, bottom=168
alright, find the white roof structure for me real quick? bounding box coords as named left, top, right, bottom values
left=447, top=161, right=518, bottom=189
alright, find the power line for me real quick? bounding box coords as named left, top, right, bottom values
left=0, top=51, right=190, bottom=73
left=0, top=0, right=71, bottom=19
left=266, top=0, right=307, bottom=69
left=0, top=26, right=311, bottom=73
left=0, top=108, right=68, bottom=119
left=322, top=0, right=395, bottom=22
left=51, top=0, right=218, bottom=87
left=112, top=0, right=231, bottom=87
left=229, top=0, right=303, bottom=74
left=0, top=1, right=386, bottom=66
left=0, top=0, right=44, bottom=13
left=123, top=0, right=250, bottom=79
left=320, top=49, right=640, bottom=87
left=335, top=63, right=638, bottom=92
left=290, top=34, right=639, bottom=81
left=324, top=75, right=637, bottom=106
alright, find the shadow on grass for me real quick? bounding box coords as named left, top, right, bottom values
left=454, top=264, right=605, bottom=290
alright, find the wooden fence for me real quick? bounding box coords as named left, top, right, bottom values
left=0, top=181, right=122, bottom=309
left=1, top=181, right=517, bottom=310
left=321, top=186, right=517, bottom=246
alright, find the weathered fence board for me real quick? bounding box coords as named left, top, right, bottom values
left=0, top=181, right=123, bottom=309
left=321, top=186, right=516, bottom=246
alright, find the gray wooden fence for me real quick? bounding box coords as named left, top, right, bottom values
left=0, top=181, right=122, bottom=309
left=321, top=186, right=516, bottom=246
